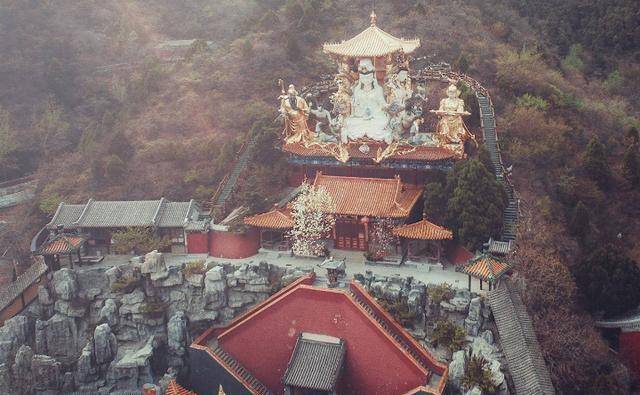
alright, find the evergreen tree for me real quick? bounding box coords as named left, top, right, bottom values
left=572, top=244, right=640, bottom=317
left=568, top=201, right=589, bottom=241
left=477, top=146, right=494, bottom=173
left=622, top=144, right=640, bottom=187
left=446, top=160, right=507, bottom=250
left=626, top=127, right=639, bottom=145
left=583, top=137, right=611, bottom=189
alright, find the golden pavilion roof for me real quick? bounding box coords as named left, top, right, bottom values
left=323, top=12, right=420, bottom=58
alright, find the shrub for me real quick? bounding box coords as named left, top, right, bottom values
left=182, top=259, right=208, bottom=276
left=427, top=283, right=454, bottom=305
left=431, top=319, right=466, bottom=352
left=462, top=351, right=497, bottom=393
left=112, top=227, right=172, bottom=255
left=111, top=273, right=142, bottom=293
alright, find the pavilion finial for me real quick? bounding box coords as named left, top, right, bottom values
left=370, top=10, right=377, bottom=26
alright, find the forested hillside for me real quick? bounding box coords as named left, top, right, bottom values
left=1, top=0, right=639, bottom=393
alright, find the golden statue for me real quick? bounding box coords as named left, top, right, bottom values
left=279, top=82, right=314, bottom=144
left=431, top=84, right=474, bottom=156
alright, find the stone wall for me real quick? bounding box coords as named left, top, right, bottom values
left=0, top=252, right=309, bottom=394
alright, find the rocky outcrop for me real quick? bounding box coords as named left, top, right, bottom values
left=5, top=254, right=308, bottom=394
left=167, top=312, right=189, bottom=369
left=464, top=297, right=484, bottom=336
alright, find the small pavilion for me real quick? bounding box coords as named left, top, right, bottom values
left=243, top=207, right=293, bottom=251
left=392, top=218, right=453, bottom=263
left=36, top=233, right=86, bottom=270
left=457, top=253, right=511, bottom=291
left=323, top=10, right=420, bottom=81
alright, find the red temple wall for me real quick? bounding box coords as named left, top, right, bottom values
left=186, top=232, right=209, bottom=254
left=619, top=332, right=640, bottom=377
left=209, top=229, right=260, bottom=259
left=218, top=286, right=426, bottom=395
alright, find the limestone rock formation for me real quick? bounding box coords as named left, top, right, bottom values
left=167, top=311, right=189, bottom=369
left=464, top=297, right=484, bottom=336
left=52, top=268, right=78, bottom=301
left=31, top=354, right=62, bottom=392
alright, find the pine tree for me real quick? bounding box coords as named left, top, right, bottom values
left=446, top=160, right=507, bottom=250
left=568, top=201, right=589, bottom=241
left=622, top=144, right=640, bottom=187
left=583, top=137, right=611, bottom=189
left=572, top=244, right=640, bottom=317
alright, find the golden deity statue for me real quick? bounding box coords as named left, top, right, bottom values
left=431, top=84, right=474, bottom=156
left=279, top=82, right=313, bottom=144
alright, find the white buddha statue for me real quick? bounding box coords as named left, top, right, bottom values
left=341, top=59, right=392, bottom=144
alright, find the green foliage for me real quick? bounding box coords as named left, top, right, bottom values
left=111, top=227, right=172, bottom=255
left=583, top=137, right=611, bottom=190
left=182, top=259, right=209, bottom=276
left=603, top=70, right=624, bottom=95
left=561, top=44, right=585, bottom=72
left=477, top=146, right=495, bottom=173
left=378, top=295, right=418, bottom=329
left=516, top=93, right=549, bottom=111
left=454, top=53, right=471, bottom=73
left=38, top=191, right=63, bottom=216
left=111, top=272, right=142, bottom=293
left=446, top=160, right=508, bottom=250
left=427, top=283, right=454, bottom=305
left=622, top=144, right=640, bottom=187
left=568, top=201, right=589, bottom=242
left=103, top=154, right=127, bottom=181
left=626, top=127, right=639, bottom=145
left=572, top=244, right=640, bottom=318
left=462, top=351, right=498, bottom=393
left=431, top=319, right=466, bottom=352
left=35, top=98, right=71, bottom=156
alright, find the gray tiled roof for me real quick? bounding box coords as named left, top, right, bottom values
left=488, top=280, right=555, bottom=395
left=47, top=199, right=202, bottom=230
left=48, top=204, right=85, bottom=229
left=283, top=333, right=345, bottom=392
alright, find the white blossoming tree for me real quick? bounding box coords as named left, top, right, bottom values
left=368, top=218, right=396, bottom=260
left=288, top=182, right=335, bottom=256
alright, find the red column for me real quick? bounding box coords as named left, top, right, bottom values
left=619, top=331, right=640, bottom=377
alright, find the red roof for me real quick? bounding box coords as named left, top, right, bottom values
left=193, top=275, right=447, bottom=395
left=448, top=245, right=474, bottom=265
left=283, top=141, right=457, bottom=162
left=313, top=173, right=422, bottom=218
left=244, top=208, right=293, bottom=229
left=393, top=219, right=453, bottom=240
left=37, top=234, right=86, bottom=255
left=165, top=380, right=197, bottom=395
left=457, top=253, right=511, bottom=282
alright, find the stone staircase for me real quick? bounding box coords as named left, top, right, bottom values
left=208, top=135, right=260, bottom=219
left=211, top=344, right=272, bottom=395
left=477, top=93, right=518, bottom=242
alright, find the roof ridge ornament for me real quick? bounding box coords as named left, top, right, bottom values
left=370, top=10, right=377, bottom=26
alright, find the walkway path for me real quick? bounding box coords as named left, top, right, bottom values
left=207, top=250, right=482, bottom=293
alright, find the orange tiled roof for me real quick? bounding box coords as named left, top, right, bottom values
left=283, top=142, right=456, bottom=162
left=244, top=208, right=293, bottom=229
left=38, top=235, right=86, bottom=255
left=313, top=174, right=422, bottom=218
left=392, top=219, right=453, bottom=240
left=457, top=254, right=511, bottom=282
left=165, top=379, right=197, bottom=395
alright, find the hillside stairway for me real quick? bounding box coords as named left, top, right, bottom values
left=476, top=93, right=518, bottom=242
left=207, top=134, right=259, bottom=220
